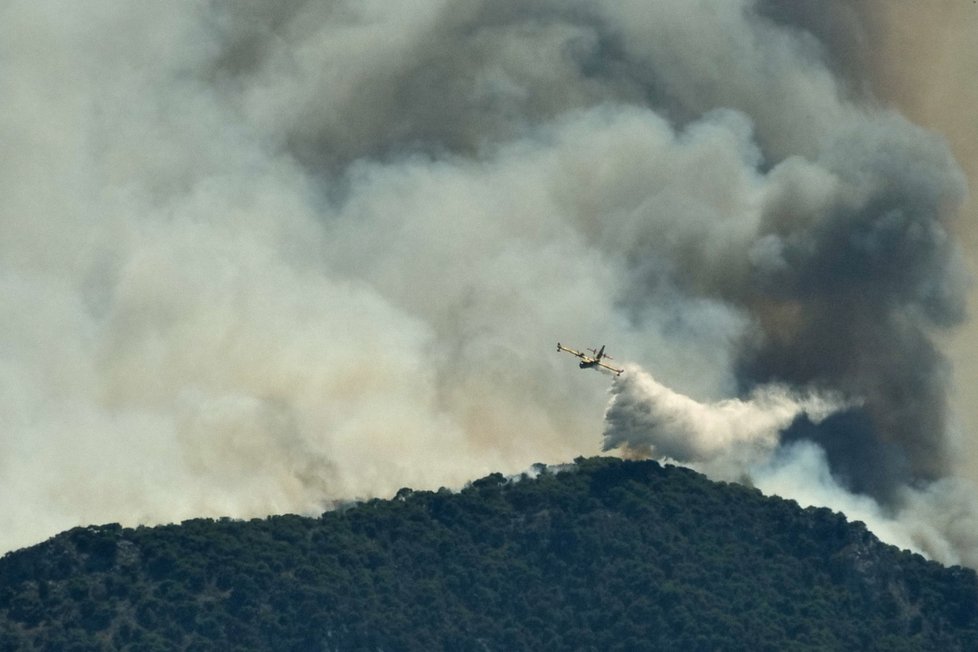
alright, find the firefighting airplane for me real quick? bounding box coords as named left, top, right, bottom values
left=556, top=342, right=624, bottom=376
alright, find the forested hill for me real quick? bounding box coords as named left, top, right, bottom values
left=2, top=458, right=977, bottom=651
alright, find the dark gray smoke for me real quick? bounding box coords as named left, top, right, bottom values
left=737, top=117, right=966, bottom=501
left=1, top=1, right=973, bottom=562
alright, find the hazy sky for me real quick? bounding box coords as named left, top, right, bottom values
left=1, top=1, right=977, bottom=565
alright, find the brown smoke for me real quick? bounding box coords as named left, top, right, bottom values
left=864, top=2, right=978, bottom=202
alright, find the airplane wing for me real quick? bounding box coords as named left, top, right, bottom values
left=597, top=361, right=624, bottom=376
left=557, top=342, right=586, bottom=359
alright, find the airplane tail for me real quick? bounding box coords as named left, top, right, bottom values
left=596, top=345, right=605, bottom=360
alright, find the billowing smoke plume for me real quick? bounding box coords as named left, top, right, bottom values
left=603, top=365, right=844, bottom=477
left=1, top=1, right=975, bottom=564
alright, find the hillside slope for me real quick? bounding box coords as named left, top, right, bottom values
left=1, top=457, right=976, bottom=651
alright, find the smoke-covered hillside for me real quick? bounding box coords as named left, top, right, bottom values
left=1, top=457, right=976, bottom=651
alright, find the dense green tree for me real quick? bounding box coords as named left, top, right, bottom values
left=1, top=457, right=977, bottom=650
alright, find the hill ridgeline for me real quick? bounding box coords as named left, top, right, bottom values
left=1, top=457, right=976, bottom=650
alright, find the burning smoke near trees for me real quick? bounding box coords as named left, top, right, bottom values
left=2, top=1, right=977, bottom=565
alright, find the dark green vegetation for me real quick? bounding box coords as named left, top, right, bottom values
left=2, top=457, right=977, bottom=651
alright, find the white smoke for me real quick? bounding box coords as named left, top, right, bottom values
left=602, top=364, right=844, bottom=478
left=0, top=1, right=975, bottom=566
